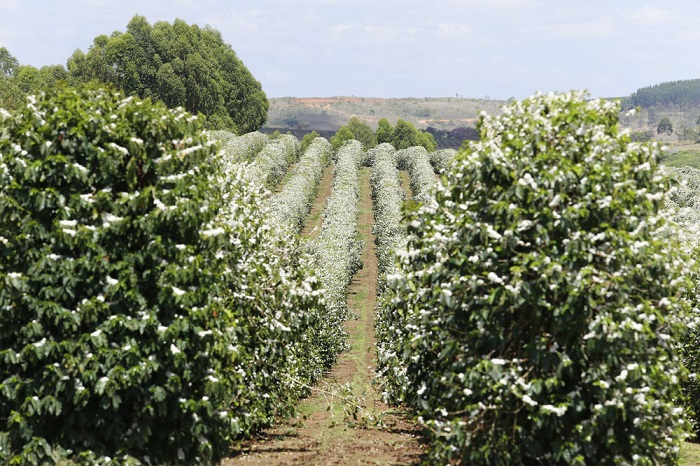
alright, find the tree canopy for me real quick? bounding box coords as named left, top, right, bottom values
left=657, top=116, right=674, bottom=135
left=330, top=125, right=354, bottom=152
left=392, top=119, right=437, bottom=151
left=625, top=78, right=700, bottom=109
left=0, top=48, right=68, bottom=110
left=67, top=15, right=268, bottom=133
left=346, top=117, right=376, bottom=150
left=376, top=118, right=394, bottom=144
left=330, top=117, right=376, bottom=152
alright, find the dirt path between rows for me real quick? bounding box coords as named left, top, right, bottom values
left=224, top=167, right=425, bottom=465
left=301, top=164, right=335, bottom=239
left=399, top=171, right=412, bottom=199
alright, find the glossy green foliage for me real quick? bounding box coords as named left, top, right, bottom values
left=382, top=92, right=693, bottom=465
left=0, top=85, right=324, bottom=464
left=67, top=15, right=268, bottom=134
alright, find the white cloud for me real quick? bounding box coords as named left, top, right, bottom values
left=436, top=23, right=474, bottom=39
left=329, top=22, right=355, bottom=36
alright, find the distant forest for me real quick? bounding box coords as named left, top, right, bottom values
left=624, top=79, right=700, bottom=109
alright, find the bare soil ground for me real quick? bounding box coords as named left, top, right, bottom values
left=301, top=164, right=334, bottom=239
left=223, top=168, right=425, bottom=465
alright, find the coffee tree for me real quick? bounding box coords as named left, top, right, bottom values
left=0, top=86, right=324, bottom=464
left=383, top=92, right=693, bottom=464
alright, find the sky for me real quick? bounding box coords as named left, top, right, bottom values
left=1, top=0, right=700, bottom=100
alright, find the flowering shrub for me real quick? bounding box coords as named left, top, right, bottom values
left=268, top=137, right=331, bottom=233
left=429, top=148, right=457, bottom=174
left=664, top=165, right=700, bottom=437
left=382, top=92, right=693, bottom=464
left=309, top=140, right=364, bottom=367
left=368, top=144, right=404, bottom=293
left=245, top=133, right=300, bottom=189
left=0, top=87, right=325, bottom=464
left=369, top=144, right=412, bottom=403
left=664, top=166, right=700, bottom=237
left=361, top=142, right=394, bottom=167
left=396, top=146, right=435, bottom=205
left=210, top=130, right=269, bottom=164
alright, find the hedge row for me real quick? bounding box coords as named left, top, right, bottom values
left=396, top=146, right=436, bottom=205
left=0, top=87, right=326, bottom=464
left=380, top=92, right=694, bottom=464
left=268, top=137, right=331, bottom=234
left=429, top=148, right=457, bottom=174
left=245, top=133, right=300, bottom=190
left=211, top=130, right=269, bottom=164
left=308, top=140, right=364, bottom=367
left=368, top=144, right=412, bottom=404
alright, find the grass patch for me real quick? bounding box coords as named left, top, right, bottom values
left=660, top=149, right=700, bottom=169
left=681, top=441, right=700, bottom=465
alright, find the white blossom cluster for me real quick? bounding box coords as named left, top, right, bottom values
left=380, top=91, right=693, bottom=464
left=396, top=146, right=436, bottom=205
left=309, top=140, right=364, bottom=356
left=368, top=144, right=413, bottom=402
left=267, top=137, right=331, bottom=234
left=209, top=130, right=269, bottom=164
left=245, top=133, right=300, bottom=189
left=429, top=148, right=458, bottom=174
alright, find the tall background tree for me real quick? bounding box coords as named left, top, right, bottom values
left=392, top=118, right=437, bottom=151
left=67, top=15, right=268, bottom=134
left=657, top=116, right=674, bottom=135
left=346, top=117, right=376, bottom=150
left=0, top=47, right=68, bottom=110
left=375, top=118, right=394, bottom=145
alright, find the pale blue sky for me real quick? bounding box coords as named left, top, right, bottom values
left=1, top=0, right=699, bottom=99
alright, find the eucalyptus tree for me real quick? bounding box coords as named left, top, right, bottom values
left=68, top=15, right=268, bottom=134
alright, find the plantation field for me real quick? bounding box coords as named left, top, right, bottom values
left=3, top=89, right=700, bottom=465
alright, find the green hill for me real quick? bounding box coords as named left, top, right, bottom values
left=624, top=79, right=700, bottom=109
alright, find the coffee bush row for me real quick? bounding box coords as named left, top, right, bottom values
left=396, top=146, right=435, bottom=205
left=368, top=144, right=412, bottom=404
left=268, top=137, right=331, bottom=234
left=211, top=130, right=269, bottom=164
left=429, top=148, right=457, bottom=174
left=0, top=87, right=326, bottom=464
left=381, top=92, right=693, bottom=464
left=308, top=140, right=364, bottom=367
left=245, top=133, right=299, bottom=190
